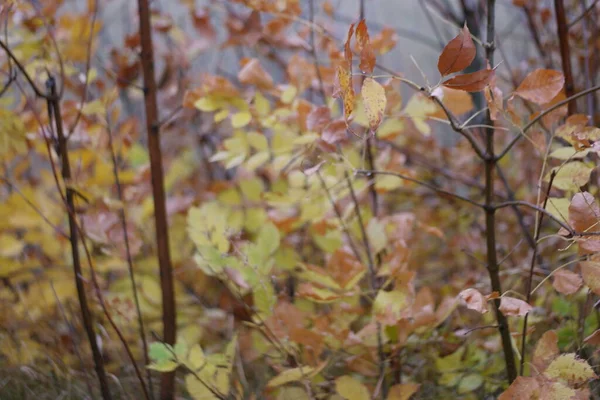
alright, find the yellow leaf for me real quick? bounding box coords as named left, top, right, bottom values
left=361, top=77, right=387, bottom=131
left=335, top=375, right=370, bottom=400
left=0, top=234, right=25, bottom=257
left=387, top=383, right=420, bottom=400
left=267, top=362, right=326, bottom=388
left=214, top=109, right=229, bottom=123
left=194, top=96, right=224, bottom=112
left=231, top=111, right=252, bottom=128
left=281, top=85, right=298, bottom=104
left=544, top=353, right=597, bottom=385
left=403, top=94, right=437, bottom=136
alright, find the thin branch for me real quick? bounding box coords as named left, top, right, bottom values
left=520, top=171, right=555, bottom=376
left=354, top=169, right=484, bottom=208
left=568, top=0, right=600, bottom=28
left=0, top=39, right=48, bottom=98
left=106, top=115, right=154, bottom=399
left=308, top=0, right=326, bottom=103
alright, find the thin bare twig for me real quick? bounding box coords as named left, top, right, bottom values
left=555, top=0, right=577, bottom=115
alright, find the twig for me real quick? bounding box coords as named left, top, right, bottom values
left=519, top=171, right=555, bottom=376
left=46, top=77, right=112, bottom=400
left=354, top=169, right=484, bottom=208
left=106, top=115, right=154, bottom=399
left=136, top=0, right=177, bottom=398
left=308, top=0, right=326, bottom=103
left=568, top=0, right=600, bottom=28
left=0, top=39, right=49, bottom=98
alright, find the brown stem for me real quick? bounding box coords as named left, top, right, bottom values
left=519, top=171, right=555, bottom=375
left=555, top=0, right=577, bottom=115
left=136, top=0, right=177, bottom=398
left=308, top=0, right=326, bottom=103
left=46, top=77, right=112, bottom=400
left=483, top=0, right=517, bottom=384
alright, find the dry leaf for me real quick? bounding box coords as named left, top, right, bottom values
left=238, top=58, right=274, bottom=89
left=361, top=78, right=387, bottom=131
left=458, top=288, right=488, bottom=314
left=569, top=192, right=600, bottom=232
left=498, top=376, right=539, bottom=400
left=499, top=296, right=532, bottom=317
left=437, top=25, right=476, bottom=76
left=335, top=66, right=355, bottom=122
left=515, top=69, right=565, bottom=105
left=387, top=383, right=420, bottom=400
left=532, top=330, right=559, bottom=372
left=443, top=68, right=494, bottom=92
left=584, top=329, right=600, bottom=346
left=580, top=261, right=600, bottom=295
left=552, top=269, right=582, bottom=295
left=355, top=20, right=376, bottom=74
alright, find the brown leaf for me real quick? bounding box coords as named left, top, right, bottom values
left=515, top=69, right=565, bottom=105
left=355, top=20, right=376, bottom=74
left=371, top=27, right=398, bottom=55
left=584, top=329, right=600, bottom=346
left=498, top=376, right=540, bottom=400
left=581, top=261, right=600, bottom=295
left=484, top=74, right=503, bottom=121
left=499, top=297, right=532, bottom=317
left=361, top=77, right=387, bottom=131
left=431, top=87, right=474, bottom=118
left=306, top=106, right=331, bottom=133
left=443, top=68, right=494, bottom=92
left=552, top=269, right=582, bottom=295
left=569, top=192, right=600, bottom=232
left=532, top=330, right=559, bottom=372
left=237, top=58, right=274, bottom=89
left=437, top=25, right=476, bottom=76
left=458, top=288, right=488, bottom=314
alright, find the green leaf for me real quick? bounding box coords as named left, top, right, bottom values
left=149, top=342, right=174, bottom=363
left=267, top=365, right=316, bottom=388
left=147, top=360, right=179, bottom=372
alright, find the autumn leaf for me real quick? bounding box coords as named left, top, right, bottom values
left=237, top=58, right=274, bottom=89
left=552, top=269, right=582, bottom=295
left=443, top=68, right=494, bottom=92
left=544, top=354, right=597, bottom=385
left=387, top=383, right=420, bottom=400
left=499, top=296, right=532, bottom=317
left=532, top=330, right=559, bottom=372
left=498, top=377, right=540, bottom=400
left=584, top=330, right=600, bottom=346
left=569, top=192, right=600, bottom=232
left=515, top=69, right=565, bottom=105
left=361, top=78, right=387, bottom=131
left=355, top=20, right=376, bottom=74
left=335, top=375, right=370, bottom=400
left=437, top=25, right=476, bottom=76
left=458, top=288, right=488, bottom=314
left=580, top=261, right=600, bottom=295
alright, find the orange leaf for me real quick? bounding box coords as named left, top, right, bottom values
left=458, top=288, right=488, bottom=314
left=499, top=297, right=532, bottom=317
left=515, top=69, right=565, bottom=105
left=443, top=68, right=494, bottom=92
left=355, top=19, right=376, bottom=74
left=437, top=25, right=476, bottom=76
left=343, top=23, right=355, bottom=68
left=361, top=77, right=387, bottom=131
left=552, top=269, right=582, bottom=295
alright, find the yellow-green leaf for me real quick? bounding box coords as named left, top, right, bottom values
left=361, top=77, right=387, bottom=131
left=335, top=375, right=370, bottom=400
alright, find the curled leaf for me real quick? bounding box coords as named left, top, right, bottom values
left=355, top=19, right=376, bottom=74
left=458, top=288, right=488, bottom=314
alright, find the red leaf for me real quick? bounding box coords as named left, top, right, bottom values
left=355, top=20, right=376, bottom=74
left=343, top=23, right=355, bottom=68
left=437, top=25, right=476, bottom=76
left=515, top=69, right=565, bottom=105
left=443, top=68, right=494, bottom=92
left=458, top=288, right=488, bottom=314
left=499, top=297, right=532, bottom=317
left=552, top=269, right=582, bottom=295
